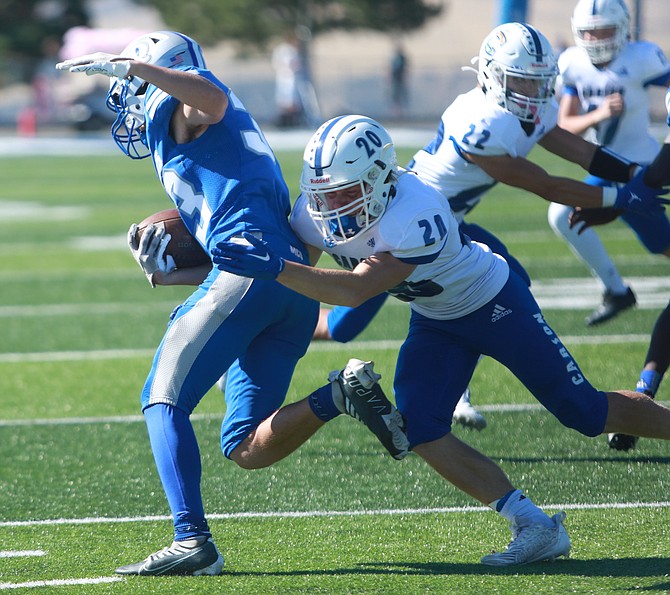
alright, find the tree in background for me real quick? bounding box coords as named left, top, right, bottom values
left=0, top=0, right=88, bottom=85
left=138, top=0, right=444, bottom=48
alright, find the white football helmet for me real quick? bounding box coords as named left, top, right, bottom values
left=301, top=115, right=398, bottom=247
left=106, top=31, right=207, bottom=159
left=477, top=22, right=558, bottom=122
left=572, top=0, right=629, bottom=65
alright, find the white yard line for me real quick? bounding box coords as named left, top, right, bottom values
left=0, top=302, right=178, bottom=318
left=0, top=277, right=668, bottom=320
left=1, top=500, right=668, bottom=530
left=0, top=333, right=653, bottom=365
left=0, top=577, right=122, bottom=590
left=0, top=400, right=666, bottom=429
left=0, top=551, right=45, bottom=558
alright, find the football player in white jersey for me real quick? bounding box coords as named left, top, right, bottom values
left=548, top=0, right=670, bottom=326
left=212, top=113, right=670, bottom=566
left=57, top=31, right=409, bottom=577
left=312, top=20, right=666, bottom=432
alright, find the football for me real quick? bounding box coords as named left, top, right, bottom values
left=135, top=208, right=210, bottom=268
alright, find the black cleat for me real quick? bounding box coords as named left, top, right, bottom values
left=607, top=433, right=638, bottom=452
left=585, top=287, right=636, bottom=327
left=332, top=358, right=410, bottom=460
left=115, top=537, right=224, bottom=576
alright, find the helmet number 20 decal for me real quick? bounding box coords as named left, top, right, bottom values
left=355, top=130, right=383, bottom=157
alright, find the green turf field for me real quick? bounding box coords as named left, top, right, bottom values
left=0, top=143, right=669, bottom=594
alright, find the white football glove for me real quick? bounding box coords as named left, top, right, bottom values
left=56, top=52, right=131, bottom=78
left=127, top=222, right=177, bottom=287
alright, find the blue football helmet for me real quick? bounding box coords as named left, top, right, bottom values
left=106, top=31, right=207, bottom=159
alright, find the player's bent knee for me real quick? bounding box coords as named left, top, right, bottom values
left=228, top=440, right=273, bottom=470
left=544, top=390, right=608, bottom=437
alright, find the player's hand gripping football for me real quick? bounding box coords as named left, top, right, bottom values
left=128, top=222, right=177, bottom=287
left=56, top=52, right=132, bottom=78
left=212, top=232, right=285, bottom=280
left=612, top=166, right=670, bottom=215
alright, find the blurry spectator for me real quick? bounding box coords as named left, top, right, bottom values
left=32, top=36, right=64, bottom=124
left=271, top=33, right=304, bottom=128
left=390, top=41, right=409, bottom=119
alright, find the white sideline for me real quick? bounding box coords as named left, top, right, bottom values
left=1, top=500, right=669, bottom=530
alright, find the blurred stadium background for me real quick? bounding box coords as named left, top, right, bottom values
left=0, top=0, right=668, bottom=136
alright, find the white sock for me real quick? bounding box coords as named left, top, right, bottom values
left=492, top=489, right=553, bottom=529
left=547, top=202, right=628, bottom=294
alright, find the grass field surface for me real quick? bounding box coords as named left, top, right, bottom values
left=0, top=143, right=669, bottom=593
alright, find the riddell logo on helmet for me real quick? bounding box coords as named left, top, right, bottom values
left=310, top=177, right=331, bottom=183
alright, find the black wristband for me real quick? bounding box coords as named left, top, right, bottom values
left=588, top=146, right=633, bottom=183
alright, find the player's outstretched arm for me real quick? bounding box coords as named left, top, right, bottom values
left=469, top=136, right=668, bottom=214
left=468, top=151, right=605, bottom=208
left=212, top=232, right=412, bottom=307
left=128, top=61, right=227, bottom=124
left=57, top=54, right=227, bottom=125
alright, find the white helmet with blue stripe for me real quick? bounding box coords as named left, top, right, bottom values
left=300, top=115, right=398, bottom=247
left=572, top=0, right=630, bottom=65
left=477, top=22, right=557, bottom=122
left=106, top=31, right=207, bottom=159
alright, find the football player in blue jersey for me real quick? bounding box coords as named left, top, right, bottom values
left=549, top=0, right=670, bottom=327
left=57, top=31, right=408, bottom=577
left=212, top=112, right=670, bottom=566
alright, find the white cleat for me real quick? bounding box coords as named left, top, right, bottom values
left=452, top=388, right=487, bottom=430
left=481, top=512, right=571, bottom=566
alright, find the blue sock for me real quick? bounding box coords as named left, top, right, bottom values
left=307, top=384, right=341, bottom=422
left=144, top=404, right=211, bottom=541
left=636, top=370, right=661, bottom=397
